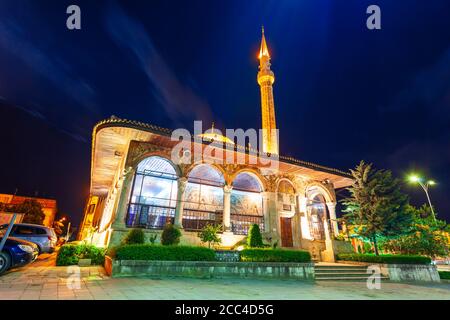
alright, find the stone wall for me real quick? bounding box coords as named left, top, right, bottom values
left=381, top=264, right=441, bottom=283
left=111, top=260, right=315, bottom=280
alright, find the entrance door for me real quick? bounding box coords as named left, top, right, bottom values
left=280, top=217, right=293, bottom=247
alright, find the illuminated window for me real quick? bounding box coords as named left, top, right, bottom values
left=183, top=164, right=224, bottom=231
left=126, top=156, right=178, bottom=229
left=231, top=172, right=264, bottom=235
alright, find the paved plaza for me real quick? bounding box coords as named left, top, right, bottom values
left=0, top=264, right=449, bottom=300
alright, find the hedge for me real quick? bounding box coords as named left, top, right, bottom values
left=115, top=244, right=216, bottom=261
left=439, top=271, right=450, bottom=280
left=56, top=244, right=106, bottom=266
left=336, top=253, right=431, bottom=265
left=240, top=248, right=311, bottom=263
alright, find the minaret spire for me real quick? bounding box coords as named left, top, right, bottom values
left=257, top=27, right=278, bottom=155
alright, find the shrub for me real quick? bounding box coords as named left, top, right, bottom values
left=439, top=271, right=450, bottom=280
left=115, top=244, right=216, bottom=261
left=336, top=253, right=431, bottom=265
left=240, top=248, right=311, bottom=263
left=247, top=224, right=264, bottom=248
left=122, top=228, right=145, bottom=245
left=161, top=223, right=181, bottom=245
left=56, top=244, right=106, bottom=266
left=149, top=234, right=158, bottom=244
left=198, top=224, right=222, bottom=248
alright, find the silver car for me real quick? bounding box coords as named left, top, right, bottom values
left=0, top=223, right=57, bottom=254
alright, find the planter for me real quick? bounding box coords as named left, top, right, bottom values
left=78, top=258, right=92, bottom=267
left=111, top=259, right=315, bottom=280
left=104, top=255, right=113, bottom=276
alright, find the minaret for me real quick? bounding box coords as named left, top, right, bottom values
left=257, top=27, right=279, bottom=155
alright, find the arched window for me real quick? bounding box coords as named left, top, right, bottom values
left=183, top=164, right=225, bottom=230
left=231, top=172, right=264, bottom=235
left=126, top=156, right=178, bottom=229
left=277, top=180, right=296, bottom=214
left=307, top=194, right=327, bottom=240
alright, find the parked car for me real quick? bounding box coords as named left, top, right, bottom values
left=0, top=223, right=57, bottom=254
left=0, top=237, right=39, bottom=275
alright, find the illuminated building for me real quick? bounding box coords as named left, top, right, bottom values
left=78, top=29, right=353, bottom=262
left=0, top=193, right=57, bottom=227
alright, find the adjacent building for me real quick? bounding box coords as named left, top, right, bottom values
left=78, top=30, right=353, bottom=261
left=0, top=193, right=57, bottom=227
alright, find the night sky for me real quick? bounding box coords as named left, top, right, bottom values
left=0, top=0, right=449, bottom=228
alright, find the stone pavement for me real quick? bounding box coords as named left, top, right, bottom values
left=0, top=265, right=449, bottom=300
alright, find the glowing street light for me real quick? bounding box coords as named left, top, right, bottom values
left=408, top=174, right=437, bottom=221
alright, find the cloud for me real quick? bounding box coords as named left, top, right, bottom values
left=0, top=20, right=97, bottom=113
left=104, top=2, right=213, bottom=126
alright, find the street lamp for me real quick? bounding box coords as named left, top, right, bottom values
left=408, top=174, right=436, bottom=221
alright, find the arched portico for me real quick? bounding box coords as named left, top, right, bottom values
left=125, top=156, right=179, bottom=229
left=230, top=172, right=264, bottom=235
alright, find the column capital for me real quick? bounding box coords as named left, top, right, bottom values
left=223, top=184, right=233, bottom=193
left=326, top=202, right=337, bottom=208
left=177, top=176, right=188, bottom=184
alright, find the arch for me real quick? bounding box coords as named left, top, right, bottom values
left=304, top=182, right=335, bottom=203
left=186, top=163, right=225, bottom=187
left=232, top=171, right=264, bottom=192
left=230, top=171, right=264, bottom=235
left=126, top=155, right=179, bottom=229
left=277, top=178, right=296, bottom=194
left=228, top=168, right=266, bottom=191
left=134, top=154, right=181, bottom=177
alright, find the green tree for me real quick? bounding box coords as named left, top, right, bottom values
left=247, top=224, right=264, bottom=248
left=122, top=228, right=145, bottom=245
left=341, top=161, right=412, bottom=255
left=198, top=224, right=222, bottom=248
left=161, top=223, right=181, bottom=245
left=382, top=205, right=449, bottom=258
left=11, top=199, right=46, bottom=225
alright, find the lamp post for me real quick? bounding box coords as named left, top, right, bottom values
left=408, top=175, right=436, bottom=221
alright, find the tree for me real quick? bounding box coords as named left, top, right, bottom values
left=198, top=224, right=222, bottom=248
left=247, top=224, right=264, bottom=248
left=122, top=228, right=145, bottom=245
left=341, top=161, right=412, bottom=255
left=382, top=205, right=449, bottom=258
left=161, top=223, right=181, bottom=245
left=11, top=199, right=46, bottom=225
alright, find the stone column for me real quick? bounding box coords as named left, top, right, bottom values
left=326, top=202, right=339, bottom=236
left=112, top=167, right=135, bottom=229
left=174, top=177, right=188, bottom=228
left=261, top=192, right=270, bottom=232
left=223, top=185, right=232, bottom=232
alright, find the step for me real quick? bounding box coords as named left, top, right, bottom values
left=315, top=272, right=371, bottom=277
left=315, top=276, right=390, bottom=281
left=315, top=267, right=368, bottom=271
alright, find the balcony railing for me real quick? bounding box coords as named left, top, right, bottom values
left=182, top=209, right=222, bottom=231
left=231, top=213, right=264, bottom=235
left=126, top=204, right=175, bottom=229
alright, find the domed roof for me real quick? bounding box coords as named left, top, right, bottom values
left=197, top=123, right=235, bottom=145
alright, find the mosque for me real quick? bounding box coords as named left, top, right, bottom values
left=78, top=29, right=353, bottom=261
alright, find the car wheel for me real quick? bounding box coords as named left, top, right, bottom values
left=0, top=252, right=11, bottom=275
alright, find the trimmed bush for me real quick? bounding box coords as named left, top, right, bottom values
left=161, top=224, right=181, bottom=245
left=247, top=224, right=264, bottom=248
left=240, top=248, right=311, bottom=263
left=439, top=271, right=450, bottom=280
left=122, top=228, right=145, bottom=245
left=56, top=244, right=105, bottom=266
left=115, top=244, right=216, bottom=261
left=336, top=253, right=431, bottom=265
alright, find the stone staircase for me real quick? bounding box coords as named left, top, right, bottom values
left=314, top=264, right=390, bottom=281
